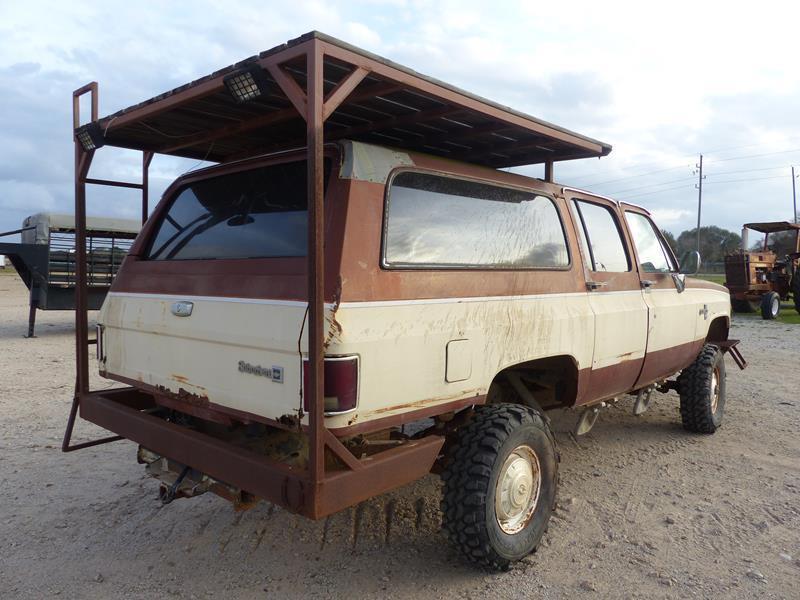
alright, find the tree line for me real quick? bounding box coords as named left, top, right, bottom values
left=661, top=226, right=741, bottom=264
left=661, top=222, right=798, bottom=264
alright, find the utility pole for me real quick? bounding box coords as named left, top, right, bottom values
left=792, top=166, right=797, bottom=224
left=694, top=154, right=705, bottom=252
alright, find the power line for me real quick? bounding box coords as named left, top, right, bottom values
left=616, top=183, right=696, bottom=201
left=616, top=172, right=790, bottom=202
left=603, top=175, right=696, bottom=196
left=568, top=144, right=800, bottom=187
left=599, top=164, right=790, bottom=194
left=706, top=165, right=788, bottom=176
left=570, top=163, right=691, bottom=187
left=705, top=147, right=800, bottom=164
left=702, top=134, right=800, bottom=157
left=704, top=174, right=789, bottom=185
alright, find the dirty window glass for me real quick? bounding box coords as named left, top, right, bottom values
left=146, top=160, right=330, bottom=260
left=572, top=200, right=630, bottom=272
left=625, top=212, right=673, bottom=273
left=385, top=172, right=568, bottom=268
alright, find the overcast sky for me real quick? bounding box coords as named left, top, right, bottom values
left=2, top=0, right=800, bottom=241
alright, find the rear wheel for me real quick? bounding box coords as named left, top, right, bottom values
left=731, top=298, right=756, bottom=313
left=441, top=404, right=558, bottom=570
left=792, top=274, right=800, bottom=315
left=760, top=291, right=780, bottom=320
left=678, top=344, right=726, bottom=433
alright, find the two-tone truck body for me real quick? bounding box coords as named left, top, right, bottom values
left=64, top=32, right=745, bottom=569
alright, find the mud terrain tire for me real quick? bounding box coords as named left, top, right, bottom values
left=678, top=344, right=726, bottom=434
left=441, top=404, right=558, bottom=570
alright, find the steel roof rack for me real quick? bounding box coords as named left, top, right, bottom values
left=65, top=32, right=613, bottom=518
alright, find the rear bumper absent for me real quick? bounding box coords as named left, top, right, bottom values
left=78, top=387, right=444, bottom=519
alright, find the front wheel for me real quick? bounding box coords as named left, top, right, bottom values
left=761, top=291, right=781, bottom=320
left=441, top=404, right=558, bottom=570
left=678, top=344, right=726, bottom=433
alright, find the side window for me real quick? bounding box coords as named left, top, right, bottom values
left=384, top=172, right=569, bottom=268
left=571, top=200, right=630, bottom=272
left=625, top=212, right=674, bottom=273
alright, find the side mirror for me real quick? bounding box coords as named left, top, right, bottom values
left=679, top=250, right=701, bottom=275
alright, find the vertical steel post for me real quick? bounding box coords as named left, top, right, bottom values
left=142, top=151, right=154, bottom=224
left=74, top=146, right=92, bottom=394
left=544, top=160, right=554, bottom=183
left=72, top=83, right=98, bottom=397
left=695, top=154, right=703, bottom=252
left=306, top=43, right=326, bottom=488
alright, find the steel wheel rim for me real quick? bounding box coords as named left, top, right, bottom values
left=772, top=296, right=780, bottom=316
left=495, top=444, right=541, bottom=535
left=710, top=367, right=720, bottom=413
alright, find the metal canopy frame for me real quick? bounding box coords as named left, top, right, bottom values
left=64, top=32, right=611, bottom=518
left=742, top=221, right=800, bottom=253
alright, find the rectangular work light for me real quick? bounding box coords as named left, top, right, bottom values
left=223, top=65, right=271, bottom=103
left=75, top=123, right=105, bottom=151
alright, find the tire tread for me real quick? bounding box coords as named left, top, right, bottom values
left=441, top=404, right=557, bottom=570
left=677, top=344, right=723, bottom=433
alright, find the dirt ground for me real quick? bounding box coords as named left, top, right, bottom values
left=1, top=273, right=798, bottom=599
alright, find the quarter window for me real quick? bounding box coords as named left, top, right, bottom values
left=571, top=200, right=630, bottom=272
left=384, top=172, right=569, bottom=268
left=625, top=212, right=674, bottom=273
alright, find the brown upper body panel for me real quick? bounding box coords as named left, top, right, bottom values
left=115, top=143, right=596, bottom=303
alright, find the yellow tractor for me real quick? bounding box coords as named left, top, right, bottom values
left=724, top=221, right=800, bottom=319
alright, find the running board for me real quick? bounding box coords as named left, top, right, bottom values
left=717, top=339, right=747, bottom=370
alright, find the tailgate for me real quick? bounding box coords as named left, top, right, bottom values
left=100, top=292, right=312, bottom=420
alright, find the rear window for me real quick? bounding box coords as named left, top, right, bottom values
left=146, top=160, right=330, bottom=260
left=384, top=172, right=569, bottom=268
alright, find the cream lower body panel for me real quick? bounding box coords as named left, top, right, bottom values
left=327, top=292, right=616, bottom=429
left=100, top=292, right=314, bottom=421
left=99, top=288, right=729, bottom=431
left=643, top=287, right=731, bottom=352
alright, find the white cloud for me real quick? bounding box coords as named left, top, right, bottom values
left=1, top=0, right=799, bottom=237
left=649, top=208, right=694, bottom=226
left=344, top=22, right=382, bottom=48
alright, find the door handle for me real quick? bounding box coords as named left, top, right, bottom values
left=586, top=281, right=608, bottom=291
left=641, top=280, right=656, bottom=289
left=170, top=301, right=194, bottom=317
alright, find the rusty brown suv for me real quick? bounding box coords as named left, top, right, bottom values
left=64, top=32, right=745, bottom=570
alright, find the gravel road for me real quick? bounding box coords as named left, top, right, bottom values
left=1, top=273, right=798, bottom=599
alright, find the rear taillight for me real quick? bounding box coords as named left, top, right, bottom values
left=303, top=356, right=359, bottom=415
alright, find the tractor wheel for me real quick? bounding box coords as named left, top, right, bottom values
left=678, top=344, right=726, bottom=434
left=793, top=275, right=800, bottom=315
left=760, top=291, right=780, bottom=320
left=731, top=299, right=756, bottom=313
left=441, top=404, right=558, bottom=571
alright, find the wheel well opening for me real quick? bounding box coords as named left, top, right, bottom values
left=706, top=317, right=729, bottom=344
left=487, top=355, right=579, bottom=412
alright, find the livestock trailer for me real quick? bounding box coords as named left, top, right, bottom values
left=0, top=212, right=139, bottom=336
